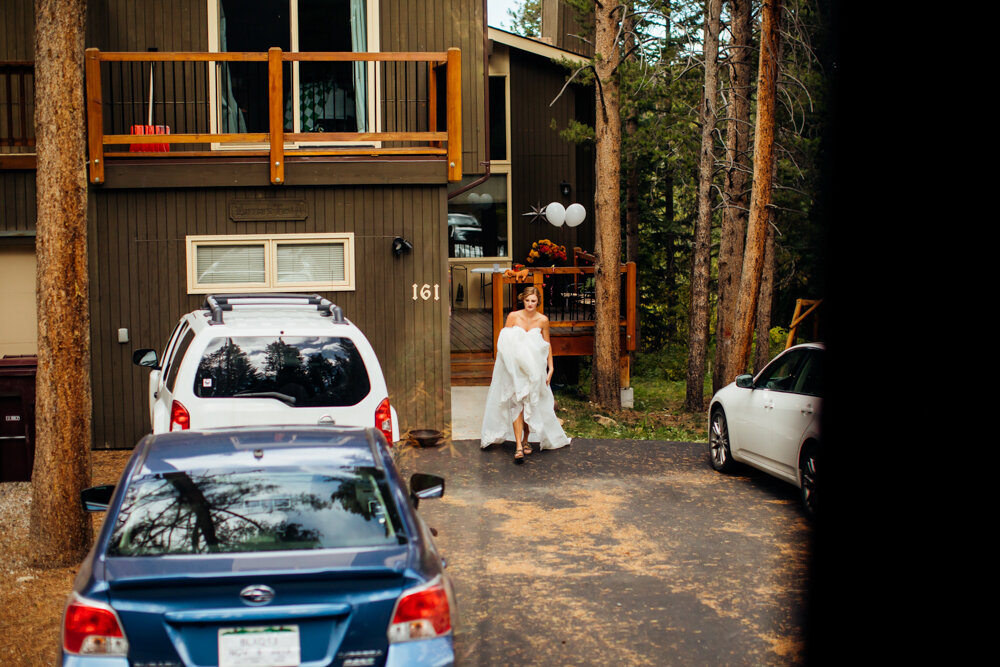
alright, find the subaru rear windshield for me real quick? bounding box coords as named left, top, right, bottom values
left=193, top=336, right=371, bottom=407
left=108, top=467, right=403, bottom=556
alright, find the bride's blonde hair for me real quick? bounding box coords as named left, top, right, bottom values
left=518, top=285, right=541, bottom=304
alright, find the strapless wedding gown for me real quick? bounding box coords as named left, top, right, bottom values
left=480, top=326, right=571, bottom=450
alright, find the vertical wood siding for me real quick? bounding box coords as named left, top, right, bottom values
left=508, top=49, right=594, bottom=263
left=0, top=171, right=36, bottom=233
left=88, top=184, right=449, bottom=449
left=380, top=0, right=485, bottom=174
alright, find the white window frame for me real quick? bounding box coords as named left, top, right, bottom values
left=186, top=232, right=355, bottom=293
left=207, top=0, right=380, bottom=149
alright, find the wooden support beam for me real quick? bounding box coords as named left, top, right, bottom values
left=84, top=48, right=104, bottom=184
left=446, top=47, right=462, bottom=182
left=268, top=48, right=284, bottom=185
left=626, top=261, right=637, bottom=351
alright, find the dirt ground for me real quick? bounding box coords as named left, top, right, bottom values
left=1, top=440, right=811, bottom=666
left=0, top=449, right=133, bottom=666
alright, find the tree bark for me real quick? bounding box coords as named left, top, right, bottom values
left=712, top=0, right=753, bottom=392
left=730, top=0, right=781, bottom=377
left=590, top=0, right=623, bottom=410
left=684, top=0, right=721, bottom=412
left=754, top=219, right=775, bottom=373
left=29, top=0, right=92, bottom=567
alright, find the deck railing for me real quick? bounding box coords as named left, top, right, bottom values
left=491, top=263, right=638, bottom=358
left=84, top=47, right=462, bottom=185
left=0, top=61, right=34, bottom=149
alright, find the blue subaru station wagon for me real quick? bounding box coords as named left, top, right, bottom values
left=62, top=427, right=454, bottom=667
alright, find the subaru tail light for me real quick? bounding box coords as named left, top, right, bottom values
left=387, top=578, right=452, bottom=643
left=63, top=597, right=129, bottom=656
left=169, top=400, right=190, bottom=431
left=375, top=398, right=393, bottom=445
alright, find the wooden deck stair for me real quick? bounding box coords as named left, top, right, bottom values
left=450, top=351, right=494, bottom=386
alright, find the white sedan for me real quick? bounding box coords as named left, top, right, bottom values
left=708, top=342, right=824, bottom=517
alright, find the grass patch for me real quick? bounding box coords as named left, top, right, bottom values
left=552, top=352, right=708, bottom=443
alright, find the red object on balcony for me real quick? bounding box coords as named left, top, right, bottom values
left=129, top=124, right=170, bottom=152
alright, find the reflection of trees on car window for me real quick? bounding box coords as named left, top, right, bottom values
left=195, top=338, right=260, bottom=397
left=110, top=470, right=397, bottom=556
left=195, top=337, right=370, bottom=406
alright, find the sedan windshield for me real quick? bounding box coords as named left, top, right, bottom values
left=108, top=467, right=402, bottom=556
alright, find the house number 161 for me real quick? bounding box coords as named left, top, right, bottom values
left=412, top=283, right=440, bottom=301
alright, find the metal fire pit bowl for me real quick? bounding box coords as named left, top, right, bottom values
left=407, top=429, right=444, bottom=447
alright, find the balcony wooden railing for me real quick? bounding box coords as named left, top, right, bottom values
left=1, top=61, right=34, bottom=149
left=84, top=47, right=462, bottom=185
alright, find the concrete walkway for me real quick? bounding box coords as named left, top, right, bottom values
left=450, top=386, right=490, bottom=440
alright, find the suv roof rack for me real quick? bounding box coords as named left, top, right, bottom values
left=203, top=294, right=345, bottom=325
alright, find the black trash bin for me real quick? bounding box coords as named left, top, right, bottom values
left=0, top=355, right=37, bottom=482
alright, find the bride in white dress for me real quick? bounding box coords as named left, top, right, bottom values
left=480, top=285, right=571, bottom=462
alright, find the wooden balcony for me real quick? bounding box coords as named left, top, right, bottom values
left=83, top=47, right=462, bottom=186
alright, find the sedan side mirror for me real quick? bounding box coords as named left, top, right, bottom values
left=409, top=473, right=445, bottom=509
left=80, top=484, right=116, bottom=512
left=735, top=374, right=754, bottom=389
left=132, top=348, right=159, bottom=369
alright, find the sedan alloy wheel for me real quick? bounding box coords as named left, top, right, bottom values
left=709, top=408, right=735, bottom=472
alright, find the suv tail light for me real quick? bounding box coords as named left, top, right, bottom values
left=375, top=398, right=393, bottom=445
left=387, top=579, right=451, bottom=643
left=63, top=597, right=129, bottom=656
left=170, top=400, right=190, bottom=431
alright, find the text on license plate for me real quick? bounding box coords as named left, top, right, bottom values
left=218, top=625, right=300, bottom=667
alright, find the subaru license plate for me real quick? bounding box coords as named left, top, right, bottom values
left=218, top=625, right=300, bottom=667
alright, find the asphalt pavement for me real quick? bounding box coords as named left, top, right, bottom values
left=395, top=436, right=813, bottom=666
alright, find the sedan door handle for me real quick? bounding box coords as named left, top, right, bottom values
left=801, top=404, right=814, bottom=415
left=763, top=400, right=774, bottom=410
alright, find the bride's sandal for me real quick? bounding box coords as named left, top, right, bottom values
left=521, top=439, right=533, bottom=455
left=514, top=442, right=525, bottom=464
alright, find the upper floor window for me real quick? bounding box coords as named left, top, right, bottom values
left=211, top=0, right=378, bottom=137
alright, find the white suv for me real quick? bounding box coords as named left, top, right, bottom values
left=132, top=294, right=399, bottom=442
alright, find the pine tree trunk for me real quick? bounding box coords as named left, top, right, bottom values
left=754, top=220, right=775, bottom=373
left=713, top=0, right=752, bottom=392
left=684, top=0, right=721, bottom=412
left=730, top=0, right=781, bottom=377
left=590, top=0, right=623, bottom=410
left=29, top=0, right=92, bottom=567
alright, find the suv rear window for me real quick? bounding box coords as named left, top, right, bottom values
left=108, top=467, right=401, bottom=556
left=193, top=336, right=371, bottom=407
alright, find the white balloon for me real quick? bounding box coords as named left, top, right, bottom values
left=467, top=192, right=481, bottom=204
left=480, top=193, right=493, bottom=205
left=545, top=202, right=566, bottom=227
left=565, top=203, right=586, bottom=227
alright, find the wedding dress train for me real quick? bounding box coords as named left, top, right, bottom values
left=480, top=326, right=571, bottom=450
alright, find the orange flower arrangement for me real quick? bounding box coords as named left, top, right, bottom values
left=526, top=239, right=568, bottom=265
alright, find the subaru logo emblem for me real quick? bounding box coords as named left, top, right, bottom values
left=240, top=585, right=275, bottom=606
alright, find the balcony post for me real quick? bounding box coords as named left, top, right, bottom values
left=446, top=47, right=461, bottom=182
left=268, top=47, right=284, bottom=185
left=84, top=48, right=104, bottom=184
left=626, top=261, right=637, bottom=351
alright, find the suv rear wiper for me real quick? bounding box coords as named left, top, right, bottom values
left=232, top=391, right=297, bottom=406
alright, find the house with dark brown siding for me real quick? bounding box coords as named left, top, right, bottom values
left=1, top=0, right=599, bottom=451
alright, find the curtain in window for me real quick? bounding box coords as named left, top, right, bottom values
left=196, top=245, right=266, bottom=284
left=276, top=243, right=345, bottom=283
left=350, top=0, right=367, bottom=132
left=218, top=7, right=247, bottom=133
